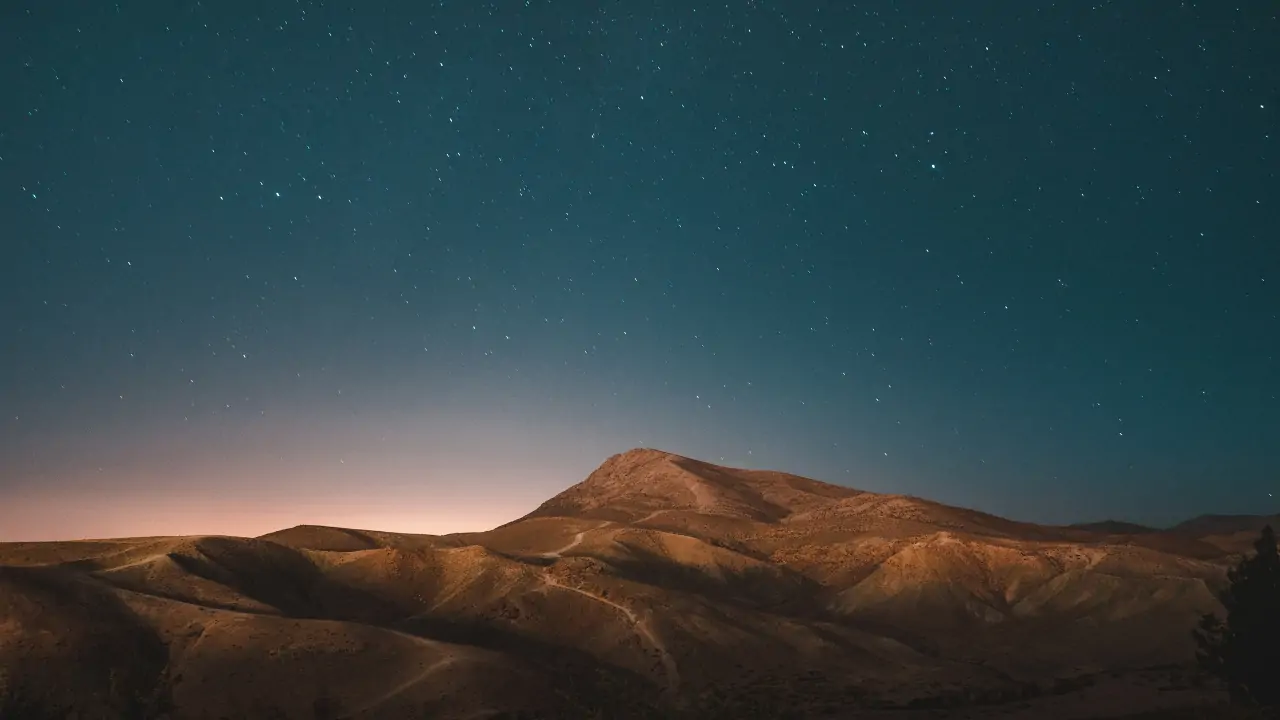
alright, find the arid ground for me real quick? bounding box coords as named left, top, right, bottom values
left=2, top=448, right=1274, bottom=719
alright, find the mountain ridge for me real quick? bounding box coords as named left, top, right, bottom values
left=522, top=448, right=1273, bottom=542
left=0, top=447, right=1262, bottom=718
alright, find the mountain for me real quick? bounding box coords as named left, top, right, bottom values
left=1068, top=521, right=1159, bottom=535
left=1170, top=514, right=1280, bottom=538
left=0, top=448, right=1262, bottom=719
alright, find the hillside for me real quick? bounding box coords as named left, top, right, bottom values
left=0, top=448, right=1260, bottom=719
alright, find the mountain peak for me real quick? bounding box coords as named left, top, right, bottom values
left=522, top=448, right=699, bottom=521
left=601, top=446, right=679, bottom=468
left=522, top=448, right=863, bottom=524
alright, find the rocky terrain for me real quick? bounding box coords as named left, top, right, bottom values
left=0, top=448, right=1264, bottom=719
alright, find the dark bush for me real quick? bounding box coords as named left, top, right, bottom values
left=1193, top=525, right=1280, bottom=706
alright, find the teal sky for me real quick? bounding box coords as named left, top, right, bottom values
left=1, top=1, right=1276, bottom=539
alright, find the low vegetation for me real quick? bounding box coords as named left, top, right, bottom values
left=1193, top=524, right=1280, bottom=707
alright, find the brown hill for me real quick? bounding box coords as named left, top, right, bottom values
left=520, top=447, right=862, bottom=524
left=0, top=448, right=1253, bottom=719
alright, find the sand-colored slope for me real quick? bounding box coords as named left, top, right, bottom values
left=259, top=524, right=452, bottom=553
left=0, top=447, right=1264, bottom=718
left=125, top=592, right=553, bottom=719
left=0, top=564, right=168, bottom=718
left=0, top=537, right=641, bottom=718
left=522, top=447, right=863, bottom=524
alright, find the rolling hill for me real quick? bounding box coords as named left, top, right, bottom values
left=0, top=448, right=1266, bottom=719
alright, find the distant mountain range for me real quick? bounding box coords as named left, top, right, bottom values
left=1071, top=514, right=1280, bottom=537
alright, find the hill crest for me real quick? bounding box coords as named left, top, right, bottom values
left=521, top=447, right=865, bottom=523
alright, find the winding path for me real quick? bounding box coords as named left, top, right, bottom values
left=682, top=474, right=716, bottom=512
left=539, top=573, right=680, bottom=695
left=540, top=521, right=612, bottom=559
left=633, top=509, right=672, bottom=525
left=94, top=553, right=170, bottom=573
left=351, top=655, right=458, bottom=714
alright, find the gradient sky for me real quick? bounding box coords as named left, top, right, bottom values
left=2, top=1, right=1277, bottom=541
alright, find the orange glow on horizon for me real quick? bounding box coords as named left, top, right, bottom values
left=0, top=492, right=535, bottom=542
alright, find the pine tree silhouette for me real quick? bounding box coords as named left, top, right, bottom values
left=1192, top=524, right=1280, bottom=706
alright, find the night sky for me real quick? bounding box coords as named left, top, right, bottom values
left=2, top=2, right=1277, bottom=541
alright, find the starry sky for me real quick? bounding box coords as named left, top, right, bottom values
left=2, top=1, right=1277, bottom=541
